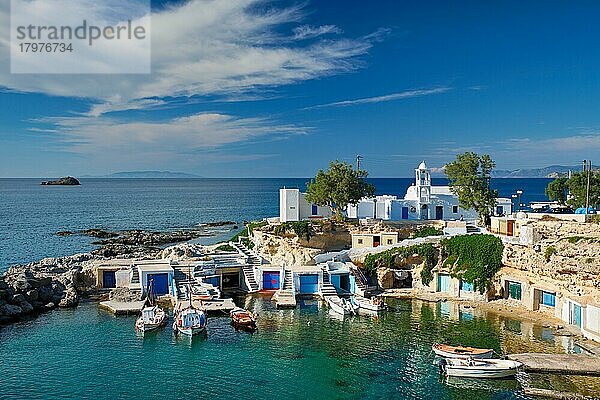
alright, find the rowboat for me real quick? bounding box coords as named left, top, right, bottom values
left=135, top=306, right=167, bottom=333
left=432, top=344, right=494, bottom=359
left=173, top=305, right=207, bottom=336
left=440, top=358, right=522, bottom=379
left=326, top=296, right=356, bottom=316
left=230, top=307, right=257, bottom=330
left=352, top=296, right=386, bottom=313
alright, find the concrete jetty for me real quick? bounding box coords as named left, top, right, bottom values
left=523, top=387, right=593, bottom=400
left=175, top=298, right=236, bottom=315
left=99, top=300, right=146, bottom=315
left=508, top=353, right=600, bottom=376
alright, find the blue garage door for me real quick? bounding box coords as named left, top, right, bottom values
left=148, top=273, right=169, bottom=295
left=263, top=272, right=280, bottom=290
left=103, top=271, right=116, bottom=288
left=299, top=274, right=319, bottom=294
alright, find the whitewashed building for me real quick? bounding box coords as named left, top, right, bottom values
left=347, top=161, right=512, bottom=221
left=280, top=161, right=512, bottom=222
left=280, top=188, right=332, bottom=222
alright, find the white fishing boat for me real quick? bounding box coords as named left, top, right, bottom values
left=136, top=306, right=167, bottom=333
left=432, top=344, right=493, bottom=359
left=441, top=358, right=522, bottom=379
left=173, top=304, right=207, bottom=337
left=173, top=279, right=208, bottom=337
left=352, top=296, right=387, bottom=313
left=326, top=296, right=355, bottom=316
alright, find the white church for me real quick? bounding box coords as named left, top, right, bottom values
left=280, top=161, right=512, bottom=222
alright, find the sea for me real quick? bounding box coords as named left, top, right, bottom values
left=0, top=177, right=552, bottom=270
left=5, top=177, right=597, bottom=400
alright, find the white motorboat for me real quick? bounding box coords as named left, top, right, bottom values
left=441, top=358, right=522, bottom=379
left=432, top=344, right=493, bottom=359
left=352, top=296, right=387, bottom=313
left=326, top=296, right=355, bottom=316
left=135, top=306, right=167, bottom=333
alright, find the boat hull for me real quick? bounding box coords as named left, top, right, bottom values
left=444, top=360, right=521, bottom=379
left=175, top=324, right=206, bottom=337
left=326, top=297, right=351, bottom=315
left=432, top=344, right=493, bottom=359
left=444, top=366, right=518, bottom=379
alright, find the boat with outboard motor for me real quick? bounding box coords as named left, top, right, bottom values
left=326, top=296, right=356, bottom=316
left=352, top=295, right=386, bottom=313
left=439, top=358, right=522, bottom=379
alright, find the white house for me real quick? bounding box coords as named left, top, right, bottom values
left=347, top=161, right=512, bottom=221
left=280, top=188, right=332, bottom=222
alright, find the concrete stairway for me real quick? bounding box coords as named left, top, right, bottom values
left=320, top=268, right=337, bottom=297
left=241, top=264, right=259, bottom=293
left=172, top=265, right=194, bottom=300
left=231, top=241, right=262, bottom=293
left=282, top=269, right=293, bottom=290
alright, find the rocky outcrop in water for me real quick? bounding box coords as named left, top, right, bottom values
left=0, top=253, right=100, bottom=324
left=41, top=176, right=80, bottom=185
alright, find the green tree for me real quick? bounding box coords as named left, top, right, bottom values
left=444, top=152, right=498, bottom=225
left=545, top=177, right=569, bottom=204
left=567, top=170, right=600, bottom=209
left=305, top=160, right=375, bottom=220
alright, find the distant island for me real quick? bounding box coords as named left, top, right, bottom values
left=87, top=171, right=202, bottom=178
left=431, top=165, right=589, bottom=179
left=40, top=177, right=81, bottom=186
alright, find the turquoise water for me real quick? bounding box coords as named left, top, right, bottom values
left=3, top=296, right=598, bottom=400
left=0, top=178, right=551, bottom=270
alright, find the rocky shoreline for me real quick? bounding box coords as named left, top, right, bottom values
left=0, top=221, right=241, bottom=325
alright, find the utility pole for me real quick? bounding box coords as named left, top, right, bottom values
left=356, top=155, right=362, bottom=171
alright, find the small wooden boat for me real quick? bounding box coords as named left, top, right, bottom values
left=135, top=306, right=167, bottom=333
left=441, top=358, right=522, bottom=379
left=432, top=344, right=493, bottom=359
left=352, top=296, right=387, bottom=313
left=230, top=307, right=257, bottom=330
left=326, top=296, right=355, bottom=316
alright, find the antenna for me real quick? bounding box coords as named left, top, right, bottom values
left=356, top=155, right=362, bottom=171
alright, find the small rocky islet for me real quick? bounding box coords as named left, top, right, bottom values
left=40, top=176, right=81, bottom=185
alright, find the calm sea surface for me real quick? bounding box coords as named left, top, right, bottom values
left=3, top=177, right=599, bottom=400
left=1, top=297, right=599, bottom=400
left=0, top=177, right=552, bottom=270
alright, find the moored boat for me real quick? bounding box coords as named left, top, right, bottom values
left=440, top=358, right=522, bottom=379
left=230, top=307, right=257, bottom=330
left=326, top=296, right=355, bottom=316
left=432, top=343, right=494, bottom=359
left=173, top=305, right=207, bottom=337
left=352, top=296, right=387, bottom=313
left=136, top=306, right=167, bottom=333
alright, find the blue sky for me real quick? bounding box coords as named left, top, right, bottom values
left=1, top=0, right=600, bottom=177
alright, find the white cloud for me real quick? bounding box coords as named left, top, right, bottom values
left=0, top=0, right=378, bottom=112
left=305, top=87, right=451, bottom=109
left=293, top=24, right=342, bottom=40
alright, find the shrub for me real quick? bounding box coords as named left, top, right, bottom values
left=544, top=246, right=557, bottom=262
left=441, top=234, right=504, bottom=294
left=362, top=243, right=437, bottom=284
left=273, top=221, right=312, bottom=241
left=230, top=220, right=267, bottom=242
left=411, top=226, right=444, bottom=238
left=215, top=244, right=235, bottom=252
